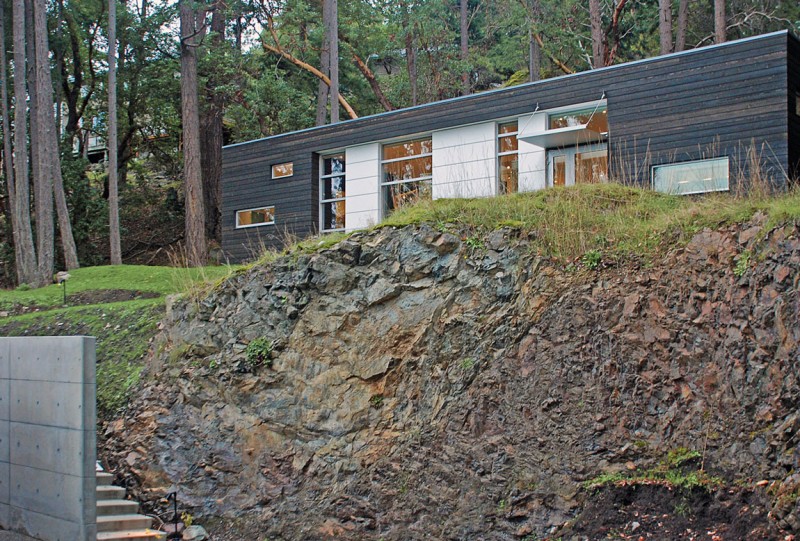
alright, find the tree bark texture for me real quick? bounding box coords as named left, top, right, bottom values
left=675, top=0, right=689, bottom=52
left=714, top=0, right=726, bottom=43
left=528, top=0, right=541, bottom=81
left=108, top=0, right=121, bottom=264
left=460, top=0, right=469, bottom=95
left=1, top=0, right=16, bottom=214
left=402, top=10, right=417, bottom=106
left=32, top=0, right=79, bottom=274
left=180, top=0, right=207, bottom=266
left=326, top=0, right=339, bottom=123
left=589, top=0, right=604, bottom=68
left=659, top=0, right=673, bottom=54
left=12, top=0, right=36, bottom=285
left=200, top=0, right=225, bottom=242
left=315, top=0, right=331, bottom=125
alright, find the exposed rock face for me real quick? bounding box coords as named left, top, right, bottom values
left=103, top=221, right=800, bottom=540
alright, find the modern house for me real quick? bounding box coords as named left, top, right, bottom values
left=221, top=30, right=800, bottom=262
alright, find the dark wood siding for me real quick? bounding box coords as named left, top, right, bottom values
left=223, top=31, right=794, bottom=261
left=788, top=34, right=800, bottom=182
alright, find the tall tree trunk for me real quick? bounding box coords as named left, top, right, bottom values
left=326, top=0, right=339, bottom=123
left=675, top=0, right=689, bottom=52
left=315, top=0, right=330, bottom=126
left=402, top=11, right=417, bottom=106
left=180, top=0, right=206, bottom=266
left=659, top=0, right=673, bottom=54
left=108, top=0, right=121, bottom=264
left=32, top=0, right=78, bottom=274
left=1, top=0, right=16, bottom=208
left=589, top=0, right=604, bottom=68
left=28, top=0, right=55, bottom=286
left=527, top=0, right=541, bottom=81
left=200, top=0, right=225, bottom=243
left=460, top=0, right=469, bottom=95
left=11, top=0, right=36, bottom=285
left=714, top=0, right=726, bottom=43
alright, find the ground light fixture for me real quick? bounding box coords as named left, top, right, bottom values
left=55, top=271, right=70, bottom=305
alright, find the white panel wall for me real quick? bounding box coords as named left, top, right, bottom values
left=345, top=143, right=381, bottom=231
left=518, top=112, right=548, bottom=192
left=432, top=122, right=497, bottom=199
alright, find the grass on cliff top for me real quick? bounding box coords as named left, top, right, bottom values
left=0, top=264, right=234, bottom=310
left=380, top=183, right=800, bottom=260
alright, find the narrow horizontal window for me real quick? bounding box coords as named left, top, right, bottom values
left=236, top=206, right=275, bottom=228
left=272, top=162, right=293, bottom=179
left=652, top=157, right=729, bottom=195
left=549, top=106, right=608, bottom=134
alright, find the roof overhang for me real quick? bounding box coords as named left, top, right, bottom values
left=518, top=124, right=607, bottom=148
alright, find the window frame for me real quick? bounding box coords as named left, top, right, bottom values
left=546, top=143, right=608, bottom=187
left=271, top=162, right=294, bottom=179
left=651, top=157, right=730, bottom=195
left=319, top=153, right=347, bottom=233
left=497, top=120, right=519, bottom=195
left=380, top=136, right=433, bottom=217
left=235, top=206, right=276, bottom=229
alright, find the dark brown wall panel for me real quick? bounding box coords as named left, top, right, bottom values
left=222, top=31, right=797, bottom=261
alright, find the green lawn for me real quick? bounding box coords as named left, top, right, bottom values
left=0, top=264, right=235, bottom=310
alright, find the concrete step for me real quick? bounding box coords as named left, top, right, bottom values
left=97, top=485, right=126, bottom=500
left=96, top=530, right=167, bottom=540
left=96, top=514, right=154, bottom=533
left=97, top=499, right=140, bottom=516
left=97, top=472, right=115, bottom=486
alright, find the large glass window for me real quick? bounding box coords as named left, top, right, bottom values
left=497, top=121, right=519, bottom=194
left=236, top=206, right=275, bottom=228
left=549, top=106, right=608, bottom=134
left=652, top=158, right=729, bottom=195
left=548, top=144, right=608, bottom=187
left=381, top=137, right=432, bottom=215
left=320, top=154, right=346, bottom=232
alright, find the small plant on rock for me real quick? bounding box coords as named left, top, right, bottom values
left=734, top=250, right=751, bottom=277
left=582, top=249, right=602, bottom=270
left=370, top=395, right=384, bottom=408
left=245, top=337, right=273, bottom=369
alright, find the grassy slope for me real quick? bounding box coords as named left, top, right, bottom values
left=0, top=265, right=234, bottom=418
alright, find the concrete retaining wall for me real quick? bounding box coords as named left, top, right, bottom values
left=0, top=337, right=96, bottom=541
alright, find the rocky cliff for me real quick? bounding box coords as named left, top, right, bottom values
left=103, top=217, right=800, bottom=540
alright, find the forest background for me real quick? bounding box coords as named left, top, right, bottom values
left=0, top=0, right=798, bottom=287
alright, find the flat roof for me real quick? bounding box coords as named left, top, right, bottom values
left=225, top=30, right=794, bottom=150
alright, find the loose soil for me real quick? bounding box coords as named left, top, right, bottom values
left=2, top=289, right=160, bottom=316
left=553, top=483, right=787, bottom=540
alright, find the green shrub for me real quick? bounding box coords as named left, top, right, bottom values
left=245, top=337, right=273, bottom=369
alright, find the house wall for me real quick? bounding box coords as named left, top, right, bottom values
left=518, top=112, right=548, bottom=192
left=222, top=31, right=795, bottom=262
left=432, top=121, right=497, bottom=200
left=788, top=34, right=800, bottom=181
left=345, top=143, right=381, bottom=231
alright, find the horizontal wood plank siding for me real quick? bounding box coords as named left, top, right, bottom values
left=789, top=34, right=800, bottom=181
left=223, top=32, right=796, bottom=261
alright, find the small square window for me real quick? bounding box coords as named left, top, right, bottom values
left=652, top=158, right=729, bottom=195
left=272, top=162, right=293, bottom=179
